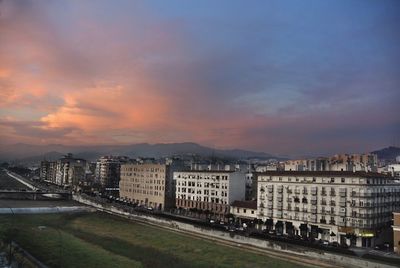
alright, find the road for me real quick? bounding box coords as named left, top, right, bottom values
left=0, top=169, right=30, bottom=191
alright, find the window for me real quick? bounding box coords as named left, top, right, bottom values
left=244, top=209, right=247, bottom=213
left=331, top=178, right=335, bottom=183
left=251, top=210, right=254, bottom=214
left=341, top=178, right=345, bottom=183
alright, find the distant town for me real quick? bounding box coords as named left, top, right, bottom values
left=1, top=145, right=400, bottom=267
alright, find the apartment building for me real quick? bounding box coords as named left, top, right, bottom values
left=174, top=171, right=246, bottom=219
left=284, top=153, right=378, bottom=172
left=40, top=160, right=57, bottom=183
left=257, top=171, right=400, bottom=248
left=40, top=154, right=86, bottom=186
left=95, top=156, right=129, bottom=189
left=394, top=212, right=400, bottom=254
left=119, top=163, right=175, bottom=210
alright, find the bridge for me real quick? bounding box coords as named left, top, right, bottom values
left=0, top=190, right=72, bottom=200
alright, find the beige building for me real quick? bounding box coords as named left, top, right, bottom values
left=394, top=212, right=400, bottom=254
left=119, top=163, right=175, bottom=210
left=257, top=171, right=400, bottom=248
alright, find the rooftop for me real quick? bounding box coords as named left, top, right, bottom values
left=255, top=171, right=393, bottom=178
left=175, top=170, right=236, bottom=174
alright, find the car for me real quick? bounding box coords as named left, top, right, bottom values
left=319, top=240, right=329, bottom=246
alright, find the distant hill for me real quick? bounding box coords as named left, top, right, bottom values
left=0, top=142, right=279, bottom=164
left=372, top=146, right=400, bottom=161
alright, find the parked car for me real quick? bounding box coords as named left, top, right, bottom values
left=319, top=240, right=329, bottom=246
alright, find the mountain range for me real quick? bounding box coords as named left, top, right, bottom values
left=0, top=143, right=397, bottom=166
left=371, top=146, right=400, bottom=161
left=0, top=142, right=277, bottom=164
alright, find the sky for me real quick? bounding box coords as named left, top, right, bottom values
left=0, top=0, right=399, bottom=156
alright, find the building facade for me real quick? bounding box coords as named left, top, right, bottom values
left=394, top=212, right=400, bottom=254
left=231, top=200, right=257, bottom=221
left=119, top=163, right=175, bottom=210
left=95, top=156, right=129, bottom=190
left=55, top=154, right=86, bottom=187
left=284, top=154, right=378, bottom=172
left=257, top=171, right=400, bottom=248
left=174, top=171, right=246, bottom=219
left=40, top=160, right=57, bottom=183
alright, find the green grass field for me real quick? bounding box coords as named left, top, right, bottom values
left=0, top=212, right=310, bottom=268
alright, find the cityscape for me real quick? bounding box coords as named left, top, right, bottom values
left=1, top=1, right=400, bottom=268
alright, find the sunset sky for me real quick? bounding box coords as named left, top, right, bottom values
left=0, top=0, right=399, bottom=156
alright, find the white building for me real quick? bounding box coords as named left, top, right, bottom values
left=174, top=170, right=246, bottom=218
left=283, top=154, right=378, bottom=172
left=257, top=171, right=400, bottom=248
